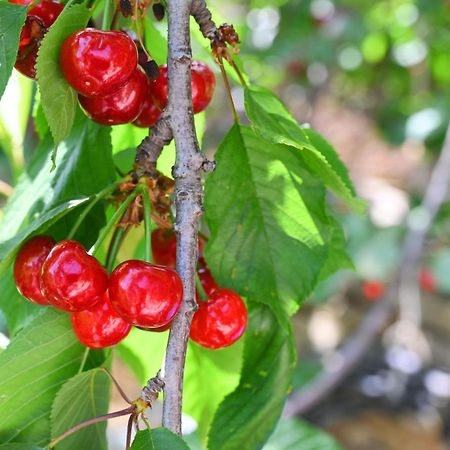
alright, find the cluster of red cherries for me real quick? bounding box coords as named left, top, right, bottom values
left=14, top=231, right=247, bottom=350
left=12, top=0, right=216, bottom=127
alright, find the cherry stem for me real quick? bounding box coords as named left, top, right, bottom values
left=195, top=272, right=208, bottom=301
left=63, top=0, right=75, bottom=10
left=67, top=182, right=118, bottom=241
left=77, top=347, right=90, bottom=374
left=101, top=0, right=113, bottom=30
left=105, top=225, right=129, bottom=273
left=98, top=368, right=133, bottom=404
left=49, top=406, right=134, bottom=448
left=126, top=413, right=135, bottom=450
left=89, top=188, right=140, bottom=256
left=218, top=60, right=239, bottom=123
left=140, top=185, right=153, bottom=264
left=229, top=58, right=248, bottom=88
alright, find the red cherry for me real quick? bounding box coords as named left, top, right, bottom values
left=190, top=288, right=247, bottom=349
left=14, top=1, right=63, bottom=79
left=151, top=228, right=177, bottom=268
left=198, top=265, right=219, bottom=297
left=71, top=291, right=132, bottom=348
left=362, top=280, right=385, bottom=301
left=60, top=28, right=138, bottom=97
left=419, top=269, right=436, bottom=292
left=28, top=0, right=64, bottom=28
left=149, top=61, right=215, bottom=114
left=133, top=79, right=162, bottom=128
left=109, top=260, right=183, bottom=328
left=41, top=240, right=108, bottom=312
left=138, top=321, right=172, bottom=333
left=78, top=67, right=147, bottom=125
left=13, top=235, right=55, bottom=305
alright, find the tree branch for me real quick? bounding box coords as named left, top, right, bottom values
left=134, top=112, right=173, bottom=178
left=191, top=0, right=219, bottom=41
left=161, top=0, right=205, bottom=435
left=284, top=121, right=450, bottom=417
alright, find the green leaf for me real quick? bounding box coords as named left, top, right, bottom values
left=0, top=309, right=88, bottom=446
left=0, top=112, right=115, bottom=260
left=184, top=341, right=242, bottom=439
left=51, top=369, right=110, bottom=450
left=0, top=445, right=45, bottom=450
left=208, top=305, right=295, bottom=450
left=0, top=197, right=88, bottom=273
left=263, top=419, right=345, bottom=450
left=117, top=327, right=168, bottom=384
left=0, top=2, right=27, bottom=100
left=36, top=4, right=91, bottom=147
left=204, top=124, right=331, bottom=322
left=244, top=86, right=364, bottom=212
left=131, top=428, right=191, bottom=450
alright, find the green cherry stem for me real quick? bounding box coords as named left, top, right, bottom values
left=89, top=188, right=140, bottom=257
left=77, top=347, right=90, bottom=374
left=105, top=225, right=129, bottom=273
left=101, top=0, right=113, bottom=30
left=67, top=182, right=119, bottom=241
left=218, top=61, right=239, bottom=123
left=141, top=185, right=153, bottom=264
left=195, top=272, right=208, bottom=302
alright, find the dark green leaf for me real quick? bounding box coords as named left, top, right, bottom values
left=184, top=341, right=242, bottom=439
left=51, top=369, right=110, bottom=450
left=204, top=124, right=331, bottom=322
left=0, top=309, right=88, bottom=446
left=131, top=428, right=191, bottom=450
left=36, top=4, right=91, bottom=146
left=0, top=197, right=88, bottom=273
left=244, top=86, right=364, bottom=212
left=208, top=305, right=295, bottom=450
left=263, top=419, right=345, bottom=450
left=0, top=2, right=27, bottom=100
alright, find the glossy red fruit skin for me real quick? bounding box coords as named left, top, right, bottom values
left=150, top=61, right=215, bottom=113
left=71, top=291, right=132, bottom=348
left=133, top=79, right=162, bottom=128
left=41, top=240, right=109, bottom=312
left=28, top=0, right=64, bottom=27
left=362, top=280, right=385, bottom=301
left=151, top=228, right=177, bottom=268
left=109, top=260, right=183, bottom=328
left=78, top=67, right=147, bottom=125
left=60, top=28, right=138, bottom=97
left=8, top=0, right=32, bottom=5
left=13, top=235, right=55, bottom=305
left=138, top=321, right=172, bottom=333
left=190, top=288, right=247, bottom=349
left=14, top=1, right=63, bottom=79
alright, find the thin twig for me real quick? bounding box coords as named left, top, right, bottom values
left=161, top=0, right=204, bottom=435
left=284, top=121, right=450, bottom=417
left=134, top=112, right=173, bottom=178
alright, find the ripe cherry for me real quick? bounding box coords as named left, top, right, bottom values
left=41, top=240, right=108, bottom=312
left=13, top=235, right=55, bottom=305
left=109, top=260, right=183, bottom=328
left=151, top=228, right=177, bottom=268
left=71, top=291, right=132, bottom=348
left=78, top=67, right=147, bottom=125
left=14, top=0, right=63, bottom=79
left=138, top=321, right=172, bottom=333
left=362, top=280, right=385, bottom=301
left=190, top=288, right=247, bottom=349
left=28, top=0, right=64, bottom=27
left=149, top=61, right=215, bottom=114
left=419, top=269, right=436, bottom=292
left=60, top=28, right=138, bottom=97
left=133, top=79, right=162, bottom=128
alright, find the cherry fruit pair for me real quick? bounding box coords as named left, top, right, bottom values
left=13, top=235, right=183, bottom=348
left=12, top=0, right=64, bottom=78
left=151, top=227, right=247, bottom=350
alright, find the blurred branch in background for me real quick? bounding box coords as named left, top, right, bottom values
left=284, top=120, right=450, bottom=417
